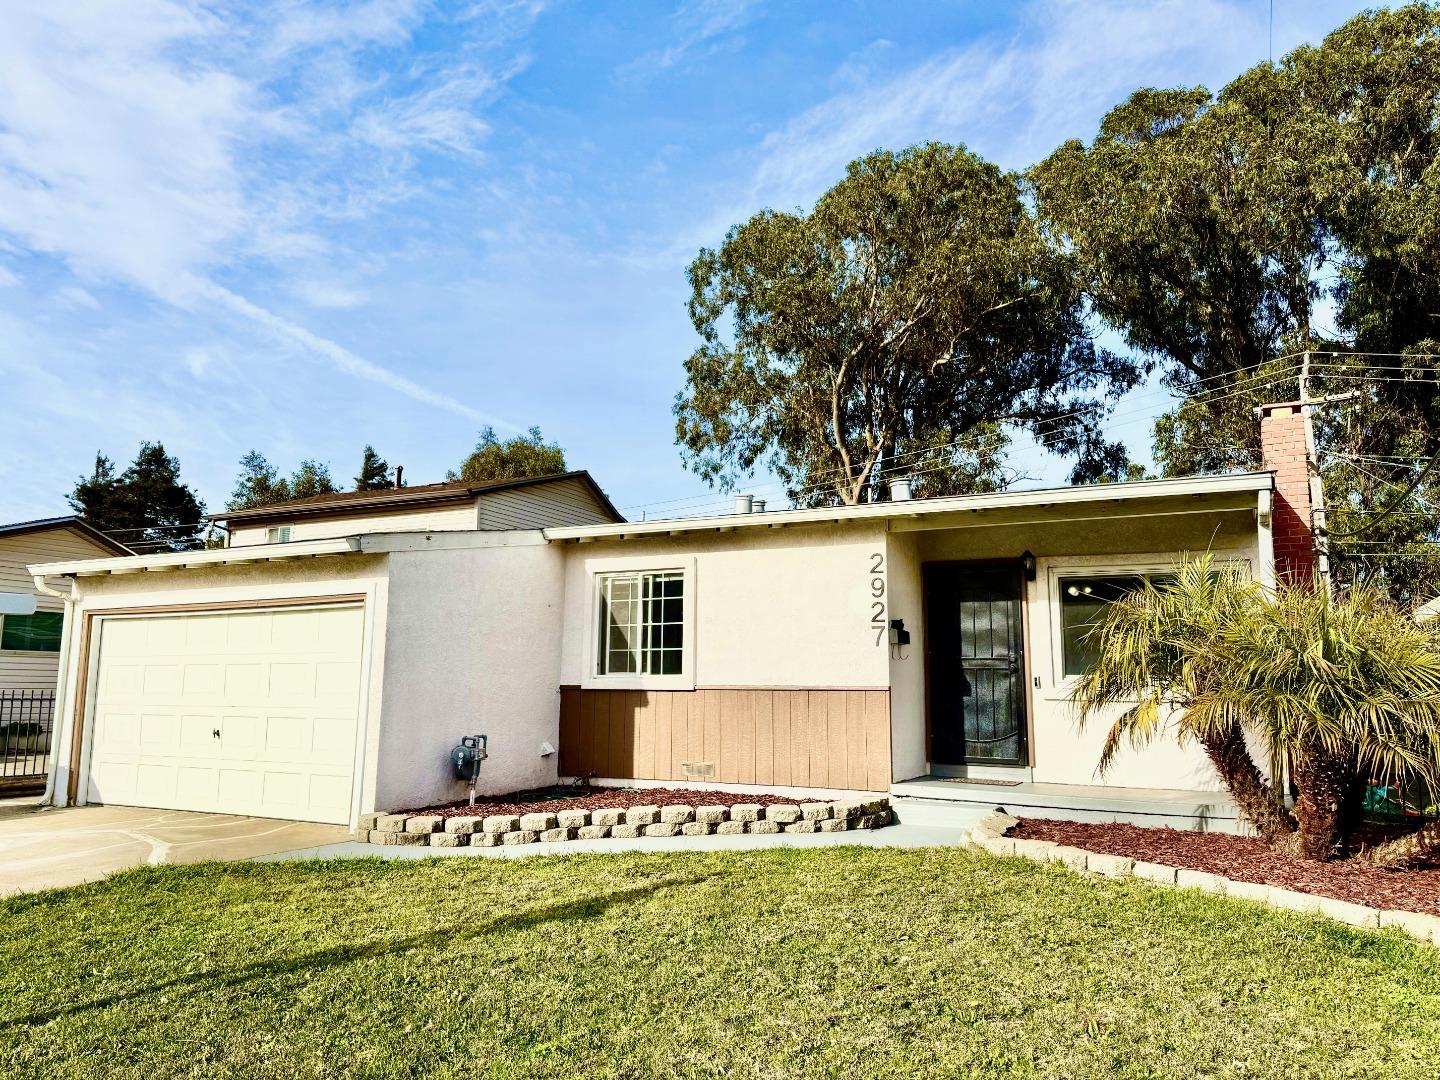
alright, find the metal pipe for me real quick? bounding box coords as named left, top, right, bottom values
left=30, top=573, right=74, bottom=808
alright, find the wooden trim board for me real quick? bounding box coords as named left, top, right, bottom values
left=559, top=687, right=890, bottom=792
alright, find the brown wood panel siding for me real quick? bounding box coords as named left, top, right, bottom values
left=557, top=688, right=890, bottom=792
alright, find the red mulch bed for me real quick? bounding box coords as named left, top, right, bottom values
left=402, top=785, right=802, bottom=820
left=1011, top=817, right=1440, bottom=916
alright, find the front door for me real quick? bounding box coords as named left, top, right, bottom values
left=925, top=563, right=1027, bottom=767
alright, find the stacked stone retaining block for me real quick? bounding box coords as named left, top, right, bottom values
left=965, top=810, right=1440, bottom=947
left=358, top=798, right=892, bottom=848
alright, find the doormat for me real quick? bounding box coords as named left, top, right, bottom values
left=936, top=777, right=1023, bottom=787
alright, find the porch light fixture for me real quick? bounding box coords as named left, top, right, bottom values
left=1020, top=550, right=1037, bottom=581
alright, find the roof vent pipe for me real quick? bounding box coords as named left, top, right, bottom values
left=734, top=494, right=753, bottom=515
left=752, top=498, right=766, bottom=513
left=888, top=477, right=913, bottom=502
left=394, top=465, right=404, bottom=489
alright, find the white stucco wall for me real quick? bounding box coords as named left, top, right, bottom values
left=558, top=522, right=892, bottom=689
left=373, top=536, right=567, bottom=809
left=884, top=503, right=1262, bottom=791
left=884, top=530, right=927, bottom=783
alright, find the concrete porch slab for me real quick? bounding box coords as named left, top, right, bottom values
left=891, top=777, right=1246, bottom=833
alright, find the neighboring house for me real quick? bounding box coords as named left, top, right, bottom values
left=215, top=472, right=621, bottom=546
left=1, top=517, right=130, bottom=692
left=29, top=451, right=1293, bottom=830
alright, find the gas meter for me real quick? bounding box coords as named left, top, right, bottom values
left=450, top=735, right=489, bottom=805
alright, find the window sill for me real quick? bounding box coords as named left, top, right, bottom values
left=581, top=674, right=695, bottom=692
left=0, top=649, right=62, bottom=657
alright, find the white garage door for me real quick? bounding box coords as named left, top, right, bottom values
left=86, top=604, right=366, bottom=824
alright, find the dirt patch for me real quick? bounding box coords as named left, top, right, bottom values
left=402, top=786, right=805, bottom=820
left=1011, top=817, right=1440, bottom=916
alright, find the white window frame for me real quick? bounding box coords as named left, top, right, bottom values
left=1042, top=554, right=1252, bottom=694
left=267, top=526, right=293, bottom=544
left=581, top=554, right=696, bottom=691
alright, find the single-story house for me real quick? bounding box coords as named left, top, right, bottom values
left=27, top=450, right=1297, bottom=830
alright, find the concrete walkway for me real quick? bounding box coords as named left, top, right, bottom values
left=0, top=798, right=349, bottom=895
left=257, top=822, right=975, bottom=864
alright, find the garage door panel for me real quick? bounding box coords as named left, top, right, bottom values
left=264, top=714, right=310, bottom=753
left=103, top=663, right=145, bottom=698
left=95, top=708, right=141, bottom=749
left=185, top=616, right=228, bottom=651
left=88, top=605, right=365, bottom=825
left=92, top=760, right=138, bottom=804
left=180, top=714, right=216, bottom=749
left=176, top=766, right=220, bottom=805
left=183, top=664, right=224, bottom=696
left=139, top=713, right=179, bottom=748
left=136, top=762, right=179, bottom=802
left=226, top=613, right=273, bottom=650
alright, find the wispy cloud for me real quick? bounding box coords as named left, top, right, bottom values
left=712, top=0, right=1360, bottom=229
left=198, top=279, right=500, bottom=423
left=620, top=0, right=762, bottom=77
left=0, top=0, right=531, bottom=421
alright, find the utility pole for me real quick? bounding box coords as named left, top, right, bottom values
left=1298, top=351, right=1328, bottom=578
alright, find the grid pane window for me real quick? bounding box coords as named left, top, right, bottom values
left=1, top=612, right=63, bottom=653
left=597, top=571, right=684, bottom=676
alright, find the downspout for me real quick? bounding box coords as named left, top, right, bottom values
left=31, top=572, right=76, bottom=808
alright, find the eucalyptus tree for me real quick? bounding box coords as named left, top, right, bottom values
left=675, top=143, right=1140, bottom=506
left=1031, top=4, right=1440, bottom=597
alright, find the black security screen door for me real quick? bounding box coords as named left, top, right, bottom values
left=926, top=564, right=1027, bottom=767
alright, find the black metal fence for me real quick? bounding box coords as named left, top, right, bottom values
left=0, top=688, right=55, bottom=793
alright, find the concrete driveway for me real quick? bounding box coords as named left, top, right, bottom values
left=0, top=798, right=350, bottom=896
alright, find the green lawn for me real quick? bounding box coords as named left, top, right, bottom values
left=3, top=848, right=1439, bottom=1079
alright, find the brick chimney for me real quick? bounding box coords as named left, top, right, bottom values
left=1258, top=402, right=1316, bottom=583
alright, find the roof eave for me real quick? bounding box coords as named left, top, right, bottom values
left=0, top=516, right=133, bottom=556
left=28, top=537, right=361, bottom=578
left=544, top=472, right=1274, bottom=542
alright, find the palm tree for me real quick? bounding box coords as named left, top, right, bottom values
left=1071, top=556, right=1440, bottom=865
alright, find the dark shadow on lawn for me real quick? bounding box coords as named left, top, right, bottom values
left=3, top=871, right=717, bottom=1030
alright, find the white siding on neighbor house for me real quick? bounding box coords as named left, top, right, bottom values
left=226, top=479, right=616, bottom=546
left=228, top=503, right=479, bottom=547
left=2, top=527, right=118, bottom=691
left=476, top=478, right=614, bottom=529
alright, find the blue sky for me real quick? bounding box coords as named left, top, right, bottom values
left=0, top=0, right=1373, bottom=525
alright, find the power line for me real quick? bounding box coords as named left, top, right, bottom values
left=1324, top=447, right=1440, bottom=539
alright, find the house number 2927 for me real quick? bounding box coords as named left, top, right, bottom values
left=869, top=552, right=886, bottom=646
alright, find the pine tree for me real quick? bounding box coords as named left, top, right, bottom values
left=69, top=443, right=206, bottom=552
left=355, top=446, right=392, bottom=491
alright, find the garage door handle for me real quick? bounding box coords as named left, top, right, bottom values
left=213, top=729, right=221, bottom=739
